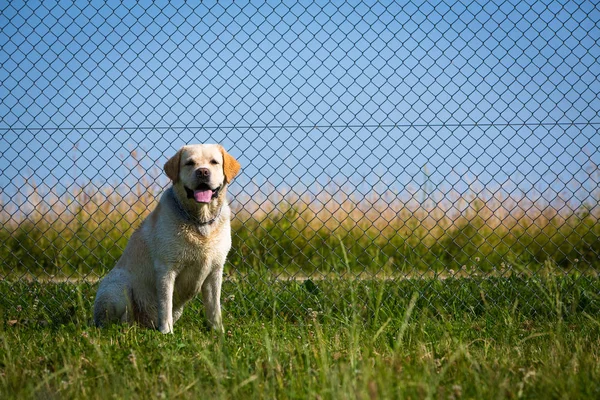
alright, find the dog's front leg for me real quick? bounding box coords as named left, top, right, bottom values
left=201, top=266, right=224, bottom=332
left=156, top=267, right=177, bottom=334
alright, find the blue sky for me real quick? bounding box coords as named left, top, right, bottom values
left=1, top=0, right=599, bottom=212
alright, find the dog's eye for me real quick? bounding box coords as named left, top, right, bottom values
left=185, top=160, right=195, bottom=166
left=210, top=159, right=219, bottom=165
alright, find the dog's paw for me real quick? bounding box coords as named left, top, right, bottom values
left=158, top=324, right=173, bottom=334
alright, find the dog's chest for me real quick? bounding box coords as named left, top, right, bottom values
left=174, top=228, right=225, bottom=265
left=174, top=235, right=212, bottom=286
left=171, top=226, right=227, bottom=303
left=174, top=260, right=209, bottom=303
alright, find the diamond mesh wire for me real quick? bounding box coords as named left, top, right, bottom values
left=1, top=0, right=599, bottom=320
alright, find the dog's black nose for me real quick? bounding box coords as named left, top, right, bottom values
left=196, top=168, right=210, bottom=178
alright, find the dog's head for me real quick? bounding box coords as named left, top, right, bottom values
left=164, top=144, right=241, bottom=205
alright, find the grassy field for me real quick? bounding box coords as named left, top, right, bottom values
left=1, top=171, right=599, bottom=398
left=1, top=274, right=599, bottom=399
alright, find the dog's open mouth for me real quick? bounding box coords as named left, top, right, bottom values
left=185, top=184, right=221, bottom=203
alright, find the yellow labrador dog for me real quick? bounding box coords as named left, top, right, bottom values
left=93, top=144, right=241, bottom=333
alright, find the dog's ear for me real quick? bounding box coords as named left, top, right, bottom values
left=219, top=145, right=241, bottom=183
left=164, top=148, right=183, bottom=183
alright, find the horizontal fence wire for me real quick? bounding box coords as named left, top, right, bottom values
left=1, top=0, right=599, bottom=321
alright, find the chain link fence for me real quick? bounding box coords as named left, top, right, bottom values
left=1, top=0, right=599, bottom=320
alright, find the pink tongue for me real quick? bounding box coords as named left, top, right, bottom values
left=193, top=189, right=213, bottom=203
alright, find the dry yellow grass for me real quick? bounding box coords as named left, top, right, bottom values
left=1, top=153, right=598, bottom=280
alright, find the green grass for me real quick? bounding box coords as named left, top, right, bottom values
left=2, top=185, right=599, bottom=398
left=1, top=275, right=599, bottom=399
